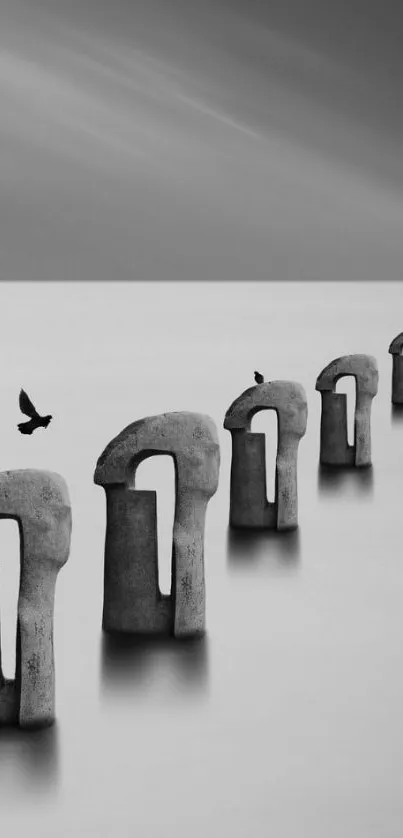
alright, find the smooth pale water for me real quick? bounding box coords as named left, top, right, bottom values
left=0, top=281, right=402, bottom=837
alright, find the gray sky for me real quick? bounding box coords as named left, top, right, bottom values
left=1, top=0, right=403, bottom=281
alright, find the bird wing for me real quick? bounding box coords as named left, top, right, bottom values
left=19, top=389, right=40, bottom=418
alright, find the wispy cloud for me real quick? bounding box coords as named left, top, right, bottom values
left=0, top=0, right=402, bottom=282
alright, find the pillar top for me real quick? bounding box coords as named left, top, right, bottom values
left=389, top=333, right=403, bottom=355
left=223, top=380, right=307, bottom=435
left=315, top=354, right=378, bottom=396
left=94, top=411, right=220, bottom=490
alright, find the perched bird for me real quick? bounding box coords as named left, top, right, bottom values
left=254, top=371, right=264, bottom=384
left=18, top=389, right=52, bottom=435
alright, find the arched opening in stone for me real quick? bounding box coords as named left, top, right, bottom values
left=251, top=408, right=278, bottom=503
left=135, top=455, right=176, bottom=596
left=335, top=375, right=356, bottom=447
left=0, top=518, right=21, bottom=680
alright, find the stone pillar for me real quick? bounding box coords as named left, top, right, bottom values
left=103, top=486, right=171, bottom=634
left=0, top=470, right=71, bottom=728
left=224, top=381, right=307, bottom=531
left=316, top=354, right=378, bottom=467
left=94, top=412, right=220, bottom=638
left=319, top=391, right=353, bottom=466
left=389, top=333, right=403, bottom=404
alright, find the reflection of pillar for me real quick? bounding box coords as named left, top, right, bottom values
left=95, top=412, right=220, bottom=638
left=389, top=333, right=403, bottom=404
left=224, top=382, right=307, bottom=531
left=0, top=470, right=71, bottom=728
left=316, top=355, right=378, bottom=467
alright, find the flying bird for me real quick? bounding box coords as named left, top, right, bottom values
left=18, top=389, right=52, bottom=435
left=254, top=371, right=264, bottom=384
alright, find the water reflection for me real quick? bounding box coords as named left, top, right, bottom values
left=317, top=463, right=374, bottom=497
left=226, top=525, right=300, bottom=573
left=0, top=723, right=59, bottom=794
left=100, top=632, right=209, bottom=699
left=391, top=404, right=403, bottom=424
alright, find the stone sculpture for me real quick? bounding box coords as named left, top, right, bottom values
left=316, top=354, right=378, bottom=467
left=224, top=381, right=307, bottom=530
left=389, top=333, right=403, bottom=404
left=94, top=412, right=220, bottom=638
left=0, top=470, right=71, bottom=728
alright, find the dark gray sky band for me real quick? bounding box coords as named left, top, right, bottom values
left=1, top=0, right=402, bottom=281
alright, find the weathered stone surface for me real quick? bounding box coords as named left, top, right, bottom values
left=224, top=381, right=307, bottom=530
left=389, top=333, right=403, bottom=404
left=94, top=412, right=220, bottom=638
left=0, top=470, right=71, bottom=728
left=316, top=354, right=378, bottom=467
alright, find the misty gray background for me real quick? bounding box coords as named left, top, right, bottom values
left=1, top=0, right=403, bottom=282
left=0, top=281, right=402, bottom=837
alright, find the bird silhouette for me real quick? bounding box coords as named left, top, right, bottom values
left=254, top=371, right=264, bottom=384
left=18, top=389, right=52, bottom=435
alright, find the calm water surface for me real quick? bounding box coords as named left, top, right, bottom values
left=0, top=282, right=402, bottom=837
